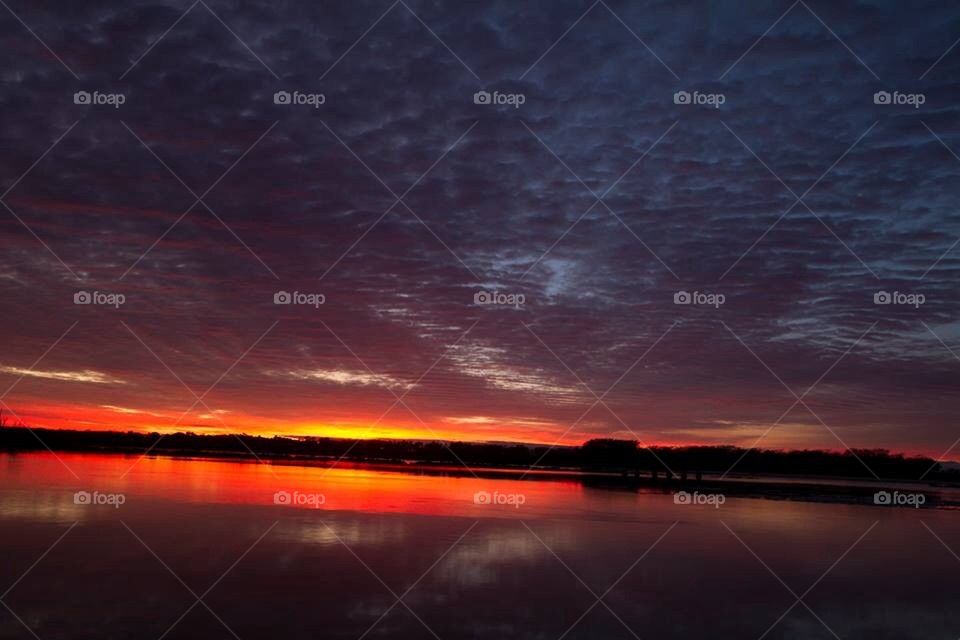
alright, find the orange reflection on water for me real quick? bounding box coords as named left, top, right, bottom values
left=1, top=451, right=918, bottom=537
left=0, top=451, right=591, bottom=519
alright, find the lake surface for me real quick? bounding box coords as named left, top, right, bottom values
left=0, top=452, right=958, bottom=639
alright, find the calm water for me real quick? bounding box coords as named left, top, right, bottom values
left=0, top=452, right=958, bottom=640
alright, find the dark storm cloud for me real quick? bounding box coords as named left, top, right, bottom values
left=1, top=0, right=959, bottom=454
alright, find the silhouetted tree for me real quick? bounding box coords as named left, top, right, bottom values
left=581, top=438, right=639, bottom=468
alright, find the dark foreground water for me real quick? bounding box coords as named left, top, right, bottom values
left=1, top=452, right=958, bottom=640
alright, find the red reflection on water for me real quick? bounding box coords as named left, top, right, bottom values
left=0, top=451, right=593, bottom=518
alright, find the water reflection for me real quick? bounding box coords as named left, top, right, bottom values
left=0, top=452, right=957, bottom=639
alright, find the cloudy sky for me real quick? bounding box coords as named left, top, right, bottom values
left=1, top=0, right=959, bottom=457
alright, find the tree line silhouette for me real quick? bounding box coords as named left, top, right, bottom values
left=0, top=426, right=954, bottom=482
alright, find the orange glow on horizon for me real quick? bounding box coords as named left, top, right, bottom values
left=2, top=401, right=949, bottom=459
left=4, top=400, right=586, bottom=447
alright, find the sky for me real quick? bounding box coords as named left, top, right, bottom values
left=0, top=0, right=958, bottom=458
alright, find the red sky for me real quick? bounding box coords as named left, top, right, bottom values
left=2, top=0, right=960, bottom=461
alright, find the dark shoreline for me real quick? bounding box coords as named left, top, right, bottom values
left=4, top=445, right=957, bottom=510
left=2, top=426, right=958, bottom=509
